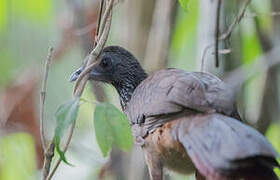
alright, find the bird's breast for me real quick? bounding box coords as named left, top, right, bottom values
left=143, top=120, right=196, bottom=175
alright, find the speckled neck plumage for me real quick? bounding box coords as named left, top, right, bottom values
left=114, top=74, right=147, bottom=110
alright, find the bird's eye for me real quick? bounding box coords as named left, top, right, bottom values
left=100, top=58, right=111, bottom=69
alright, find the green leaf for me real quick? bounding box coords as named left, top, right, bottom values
left=94, top=103, right=133, bottom=157
left=54, top=98, right=80, bottom=165
left=178, top=0, right=190, bottom=11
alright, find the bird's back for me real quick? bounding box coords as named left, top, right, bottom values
left=126, top=68, right=240, bottom=131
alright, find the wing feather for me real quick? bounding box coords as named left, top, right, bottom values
left=126, top=69, right=237, bottom=125
left=174, top=113, right=279, bottom=178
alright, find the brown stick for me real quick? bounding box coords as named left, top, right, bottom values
left=73, top=1, right=113, bottom=97
left=42, top=138, right=55, bottom=180
left=244, top=11, right=280, bottom=18
left=46, top=122, right=76, bottom=180
left=200, top=44, right=214, bottom=72
left=201, top=0, right=251, bottom=71
left=40, top=47, right=54, bottom=150
left=43, top=1, right=114, bottom=179
left=219, top=0, right=251, bottom=41
left=214, top=0, right=222, bottom=67
left=41, top=47, right=54, bottom=180
left=99, top=0, right=114, bottom=39
left=95, top=0, right=105, bottom=46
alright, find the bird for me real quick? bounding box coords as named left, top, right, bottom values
left=70, top=46, right=280, bottom=180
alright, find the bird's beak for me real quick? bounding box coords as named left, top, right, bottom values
left=69, top=63, right=86, bottom=82
left=69, top=71, right=79, bottom=82
left=70, top=59, right=107, bottom=82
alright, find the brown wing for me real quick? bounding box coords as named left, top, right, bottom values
left=174, top=113, right=279, bottom=179
left=126, top=69, right=238, bottom=125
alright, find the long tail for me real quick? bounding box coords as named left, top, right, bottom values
left=242, top=166, right=279, bottom=180
left=231, top=157, right=280, bottom=180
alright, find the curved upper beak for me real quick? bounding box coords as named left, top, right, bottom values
left=69, top=64, right=86, bottom=82
left=70, top=60, right=106, bottom=82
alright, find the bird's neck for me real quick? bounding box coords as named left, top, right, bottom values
left=114, top=73, right=147, bottom=110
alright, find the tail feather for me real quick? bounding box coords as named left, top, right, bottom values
left=223, top=156, right=280, bottom=180
left=241, top=166, right=279, bottom=180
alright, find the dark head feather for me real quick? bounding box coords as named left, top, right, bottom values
left=71, top=46, right=148, bottom=109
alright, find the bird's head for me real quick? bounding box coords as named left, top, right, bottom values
left=70, top=46, right=147, bottom=85
left=70, top=46, right=147, bottom=107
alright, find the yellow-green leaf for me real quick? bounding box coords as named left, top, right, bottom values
left=94, top=103, right=133, bottom=157
left=54, top=98, right=80, bottom=165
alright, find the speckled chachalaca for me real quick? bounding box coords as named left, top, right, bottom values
left=70, top=46, right=279, bottom=180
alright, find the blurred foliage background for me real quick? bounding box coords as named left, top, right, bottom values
left=0, top=0, right=279, bottom=179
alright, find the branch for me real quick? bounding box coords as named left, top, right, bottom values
left=46, top=122, right=76, bottom=180
left=73, top=0, right=113, bottom=97
left=41, top=1, right=114, bottom=179
left=201, top=0, right=251, bottom=71
left=40, top=47, right=54, bottom=180
left=95, top=0, right=105, bottom=46
left=40, top=47, right=54, bottom=150
left=42, top=138, right=55, bottom=180
left=99, top=0, right=114, bottom=40
left=219, top=0, right=251, bottom=41
left=90, top=2, right=113, bottom=59
left=214, top=0, right=222, bottom=67
left=200, top=43, right=214, bottom=72
left=244, top=11, right=280, bottom=18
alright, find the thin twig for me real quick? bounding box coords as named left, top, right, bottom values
left=73, top=0, right=113, bottom=97
left=201, top=43, right=214, bottom=72
left=219, top=0, right=251, bottom=41
left=90, top=6, right=113, bottom=58
left=41, top=47, right=55, bottom=180
left=42, top=138, right=55, bottom=180
left=94, top=0, right=105, bottom=46
left=46, top=121, right=76, bottom=180
left=200, top=0, right=251, bottom=71
left=214, top=0, right=222, bottom=67
left=43, top=1, right=114, bottom=179
left=74, top=0, right=116, bottom=37
left=244, top=11, right=280, bottom=18
left=40, top=47, right=54, bottom=151
left=99, top=0, right=114, bottom=38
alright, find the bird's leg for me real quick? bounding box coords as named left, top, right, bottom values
left=146, top=157, right=163, bottom=180
left=143, top=147, right=163, bottom=180
left=195, top=170, right=206, bottom=180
